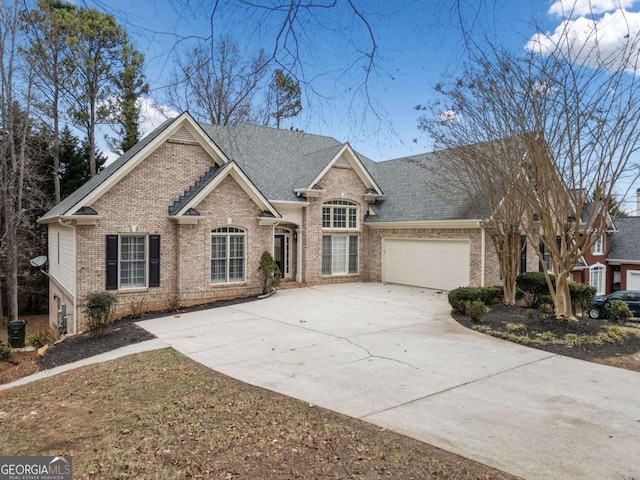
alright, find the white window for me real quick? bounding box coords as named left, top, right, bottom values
left=119, top=235, right=147, bottom=288
left=591, top=234, right=604, bottom=255
left=322, top=235, right=358, bottom=275
left=590, top=264, right=605, bottom=296
left=211, top=227, right=245, bottom=283
left=322, top=200, right=358, bottom=229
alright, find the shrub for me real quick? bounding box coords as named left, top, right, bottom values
left=516, top=272, right=554, bottom=307
left=27, top=328, right=59, bottom=349
left=448, top=287, right=481, bottom=312
left=128, top=297, right=148, bottom=318
left=538, top=295, right=554, bottom=307
left=0, top=340, right=11, bottom=362
left=85, top=292, right=117, bottom=338
left=465, top=300, right=489, bottom=323
left=568, top=282, right=597, bottom=317
left=482, top=286, right=504, bottom=304
left=605, top=300, right=633, bottom=324
left=166, top=294, right=181, bottom=312
left=258, top=251, right=282, bottom=295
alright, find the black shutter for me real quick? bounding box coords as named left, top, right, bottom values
left=106, top=235, right=118, bottom=290
left=149, top=234, right=160, bottom=287
left=556, top=235, right=562, bottom=254
left=539, top=241, right=545, bottom=272
left=520, top=235, right=527, bottom=274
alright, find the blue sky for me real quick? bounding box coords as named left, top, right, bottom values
left=82, top=0, right=640, bottom=206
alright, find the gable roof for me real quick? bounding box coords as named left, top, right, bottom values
left=39, top=116, right=499, bottom=226
left=606, top=216, right=640, bottom=261
left=202, top=123, right=360, bottom=202
left=39, top=112, right=227, bottom=223
left=172, top=161, right=280, bottom=219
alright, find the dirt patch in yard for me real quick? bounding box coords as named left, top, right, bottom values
left=0, top=348, right=518, bottom=480
left=454, top=304, right=640, bottom=372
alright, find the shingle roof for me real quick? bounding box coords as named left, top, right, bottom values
left=607, top=217, right=640, bottom=261
left=202, top=124, right=345, bottom=202
left=366, top=152, right=487, bottom=222
left=39, top=116, right=176, bottom=222
left=169, top=164, right=221, bottom=215
left=40, top=116, right=486, bottom=224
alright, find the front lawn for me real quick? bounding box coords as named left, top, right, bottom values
left=0, top=348, right=517, bottom=480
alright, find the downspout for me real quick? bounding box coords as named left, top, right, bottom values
left=58, top=218, right=78, bottom=335
left=480, top=223, right=486, bottom=287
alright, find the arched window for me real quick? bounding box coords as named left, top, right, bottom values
left=211, top=227, right=246, bottom=283
left=590, top=264, right=605, bottom=296
left=322, top=200, right=358, bottom=230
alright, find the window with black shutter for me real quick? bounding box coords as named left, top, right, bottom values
left=105, top=234, right=160, bottom=289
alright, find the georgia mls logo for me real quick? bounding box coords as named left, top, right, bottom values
left=0, top=455, right=72, bottom=480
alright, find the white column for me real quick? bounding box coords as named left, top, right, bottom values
left=296, top=228, right=303, bottom=282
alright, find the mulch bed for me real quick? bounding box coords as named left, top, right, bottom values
left=39, top=295, right=261, bottom=370
left=453, top=304, right=640, bottom=361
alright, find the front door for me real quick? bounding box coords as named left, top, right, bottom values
left=274, top=228, right=291, bottom=279
left=274, top=235, right=285, bottom=276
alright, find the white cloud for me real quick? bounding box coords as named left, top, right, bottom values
left=526, top=9, right=640, bottom=72
left=548, top=0, right=638, bottom=17
left=137, top=97, right=179, bottom=136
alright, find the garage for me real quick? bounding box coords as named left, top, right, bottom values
left=627, top=270, right=640, bottom=290
left=382, top=238, right=470, bottom=290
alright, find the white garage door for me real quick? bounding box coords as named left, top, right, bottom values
left=383, top=239, right=470, bottom=290
left=627, top=271, right=640, bottom=290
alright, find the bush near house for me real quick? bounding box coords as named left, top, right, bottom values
left=85, top=292, right=118, bottom=338
left=516, top=272, right=555, bottom=308
left=605, top=300, right=634, bottom=324
left=448, top=286, right=503, bottom=313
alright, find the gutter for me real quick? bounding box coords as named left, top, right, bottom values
left=57, top=218, right=79, bottom=335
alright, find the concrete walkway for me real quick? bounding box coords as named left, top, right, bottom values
left=138, top=283, right=640, bottom=480
left=0, top=338, right=168, bottom=391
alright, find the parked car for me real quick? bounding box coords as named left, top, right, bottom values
left=587, top=290, right=640, bottom=319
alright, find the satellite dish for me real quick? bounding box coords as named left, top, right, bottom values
left=30, top=255, right=48, bottom=268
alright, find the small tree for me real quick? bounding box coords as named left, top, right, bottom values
left=258, top=251, right=281, bottom=295
left=84, top=292, right=117, bottom=338
left=268, top=69, right=302, bottom=128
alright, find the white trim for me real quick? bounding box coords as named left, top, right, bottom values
left=273, top=226, right=292, bottom=279
left=175, top=161, right=281, bottom=219
left=118, top=234, right=149, bottom=290
left=64, top=113, right=229, bottom=218
left=210, top=226, right=247, bottom=284
left=591, top=234, right=604, bottom=255
left=271, top=200, right=310, bottom=207
left=307, top=143, right=383, bottom=194
left=481, top=227, right=486, bottom=287
left=607, top=259, right=640, bottom=265
left=589, top=263, right=606, bottom=296
left=365, top=219, right=482, bottom=229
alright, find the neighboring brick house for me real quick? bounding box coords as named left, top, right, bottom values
left=38, top=112, right=540, bottom=334
left=571, top=193, right=640, bottom=295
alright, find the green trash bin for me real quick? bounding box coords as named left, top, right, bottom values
left=7, top=320, right=26, bottom=348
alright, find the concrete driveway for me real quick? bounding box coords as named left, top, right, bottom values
left=139, top=283, right=640, bottom=480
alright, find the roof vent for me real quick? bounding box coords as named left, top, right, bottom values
left=170, top=126, right=195, bottom=142
left=74, top=206, right=98, bottom=215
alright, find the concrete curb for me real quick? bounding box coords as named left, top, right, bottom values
left=0, top=338, right=169, bottom=391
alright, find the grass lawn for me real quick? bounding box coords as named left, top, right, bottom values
left=0, top=348, right=517, bottom=480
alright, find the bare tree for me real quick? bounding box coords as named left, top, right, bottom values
left=167, top=37, right=269, bottom=126
left=22, top=0, right=75, bottom=206
left=421, top=26, right=640, bottom=319
left=0, top=0, right=36, bottom=322
left=419, top=137, right=529, bottom=305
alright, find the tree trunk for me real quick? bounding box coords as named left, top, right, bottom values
left=553, top=272, right=574, bottom=320
left=53, top=85, right=61, bottom=204
left=89, top=101, right=96, bottom=177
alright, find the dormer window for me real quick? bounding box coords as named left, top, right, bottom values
left=591, top=234, right=603, bottom=255
left=322, top=200, right=358, bottom=229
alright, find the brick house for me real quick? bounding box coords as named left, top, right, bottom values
left=571, top=194, right=640, bottom=295
left=38, top=113, right=547, bottom=334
